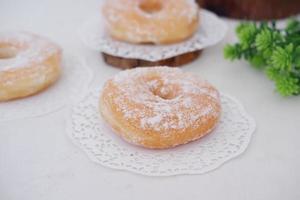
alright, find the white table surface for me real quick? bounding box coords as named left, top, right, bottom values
left=0, top=0, right=300, bottom=199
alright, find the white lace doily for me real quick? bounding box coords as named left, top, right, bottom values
left=0, top=56, right=93, bottom=121
left=79, top=9, right=227, bottom=61
left=66, top=88, right=256, bottom=176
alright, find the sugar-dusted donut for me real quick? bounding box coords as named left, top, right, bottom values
left=0, top=32, right=62, bottom=101
left=102, top=0, right=199, bottom=44
left=99, top=67, right=221, bottom=149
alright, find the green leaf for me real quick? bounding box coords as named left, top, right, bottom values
left=285, top=43, right=294, bottom=53
left=236, top=23, right=257, bottom=49
left=271, top=46, right=292, bottom=71
left=286, top=19, right=300, bottom=34
left=224, top=44, right=240, bottom=60
left=255, top=29, right=273, bottom=52
left=249, top=54, right=266, bottom=69
left=265, top=66, right=280, bottom=81
left=292, top=46, right=300, bottom=68
left=266, top=67, right=300, bottom=96
left=295, top=46, right=300, bottom=54
left=274, top=75, right=300, bottom=96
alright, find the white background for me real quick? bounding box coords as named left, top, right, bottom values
left=0, top=0, right=299, bottom=199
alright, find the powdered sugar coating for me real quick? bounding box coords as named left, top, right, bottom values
left=102, top=0, right=199, bottom=44
left=103, top=67, right=221, bottom=133
left=0, top=31, right=61, bottom=71
left=103, top=0, right=198, bottom=23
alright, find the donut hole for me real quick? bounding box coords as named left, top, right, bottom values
left=146, top=75, right=179, bottom=100
left=139, top=0, right=162, bottom=14
left=151, top=85, right=178, bottom=100
left=0, top=46, right=18, bottom=59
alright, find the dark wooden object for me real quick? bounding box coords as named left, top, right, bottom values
left=197, top=0, right=300, bottom=20
left=102, top=50, right=202, bottom=69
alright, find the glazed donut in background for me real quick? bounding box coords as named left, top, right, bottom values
left=99, top=67, right=221, bottom=149
left=0, top=32, right=62, bottom=101
left=102, top=0, right=199, bottom=44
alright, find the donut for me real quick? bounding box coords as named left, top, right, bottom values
left=0, top=32, right=62, bottom=101
left=99, top=67, right=221, bottom=149
left=102, top=0, right=199, bottom=44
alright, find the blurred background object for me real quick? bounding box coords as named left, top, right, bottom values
left=197, top=0, right=300, bottom=20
